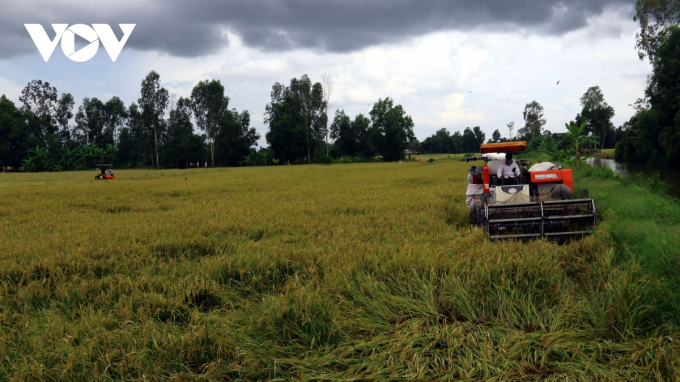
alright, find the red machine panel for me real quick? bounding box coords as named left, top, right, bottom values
left=530, top=169, right=573, bottom=192
left=562, top=169, right=573, bottom=192
left=530, top=170, right=563, bottom=183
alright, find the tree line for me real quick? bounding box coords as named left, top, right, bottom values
left=615, top=2, right=680, bottom=167
left=264, top=75, right=414, bottom=163
left=0, top=72, right=419, bottom=171
left=615, top=0, right=679, bottom=167
left=417, top=86, right=625, bottom=156
left=0, top=72, right=260, bottom=171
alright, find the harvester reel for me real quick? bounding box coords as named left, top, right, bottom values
left=479, top=199, right=597, bottom=241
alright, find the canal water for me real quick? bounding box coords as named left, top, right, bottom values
left=585, top=157, right=680, bottom=199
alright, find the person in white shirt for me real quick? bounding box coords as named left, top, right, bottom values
left=497, top=153, right=522, bottom=184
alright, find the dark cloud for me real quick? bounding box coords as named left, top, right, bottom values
left=0, top=0, right=635, bottom=59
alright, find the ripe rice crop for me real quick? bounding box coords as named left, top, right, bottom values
left=0, top=161, right=678, bottom=380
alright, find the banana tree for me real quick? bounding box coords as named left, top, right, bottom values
left=22, top=146, right=58, bottom=172
left=104, top=143, right=116, bottom=163
left=564, top=120, right=599, bottom=167
left=243, top=154, right=252, bottom=166
left=71, top=146, right=87, bottom=169
left=21, top=156, right=38, bottom=172
left=79, top=144, right=107, bottom=167
left=259, top=151, right=272, bottom=166
left=31, top=146, right=50, bottom=171
left=59, top=146, right=79, bottom=170
left=79, top=144, right=95, bottom=167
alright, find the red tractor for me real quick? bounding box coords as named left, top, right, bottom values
left=466, top=141, right=597, bottom=240
left=94, top=164, right=115, bottom=180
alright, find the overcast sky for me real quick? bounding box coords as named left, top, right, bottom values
left=0, top=0, right=649, bottom=146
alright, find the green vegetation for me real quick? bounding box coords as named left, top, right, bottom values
left=321, top=98, right=417, bottom=161
left=2, top=74, right=420, bottom=173
left=616, top=24, right=680, bottom=168
left=416, top=88, right=626, bottom=160
left=575, top=165, right=680, bottom=312
left=1, top=161, right=678, bottom=380
left=564, top=120, right=599, bottom=167
left=418, top=126, right=485, bottom=154
left=0, top=75, right=259, bottom=171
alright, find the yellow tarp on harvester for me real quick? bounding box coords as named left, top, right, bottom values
left=480, top=141, right=527, bottom=154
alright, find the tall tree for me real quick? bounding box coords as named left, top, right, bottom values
left=297, top=75, right=325, bottom=163
left=321, top=74, right=333, bottom=157
left=116, top=127, right=136, bottom=166
left=619, top=25, right=680, bottom=166
left=55, top=93, right=74, bottom=139
left=264, top=76, right=325, bottom=163
left=635, top=0, right=680, bottom=61
left=462, top=127, right=478, bottom=152
left=506, top=121, right=515, bottom=140
left=74, top=98, right=107, bottom=146
left=138, top=71, right=169, bottom=168
left=647, top=25, right=680, bottom=164
left=126, top=102, right=147, bottom=165
left=0, top=95, right=42, bottom=169
left=450, top=131, right=464, bottom=153
left=165, top=96, right=205, bottom=168
left=369, top=98, right=414, bottom=161
left=18, top=80, right=73, bottom=159
left=490, top=129, right=502, bottom=143
left=330, top=110, right=354, bottom=156
left=310, top=82, right=326, bottom=159
left=265, top=81, right=305, bottom=163
left=191, top=79, right=227, bottom=167
left=472, top=126, right=485, bottom=148
left=579, top=86, right=615, bottom=151
left=215, top=108, right=260, bottom=166
left=103, top=96, right=128, bottom=145
left=352, top=114, right=374, bottom=157
left=520, top=101, right=546, bottom=140
left=19, top=79, right=58, bottom=136
left=419, top=128, right=455, bottom=154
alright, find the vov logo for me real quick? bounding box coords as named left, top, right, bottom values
left=24, top=24, right=135, bottom=62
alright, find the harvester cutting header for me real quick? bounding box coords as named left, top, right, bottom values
left=466, top=141, right=597, bottom=240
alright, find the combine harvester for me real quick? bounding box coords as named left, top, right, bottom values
left=466, top=141, right=597, bottom=240
left=94, top=164, right=115, bottom=180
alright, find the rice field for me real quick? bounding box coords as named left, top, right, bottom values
left=0, top=160, right=678, bottom=381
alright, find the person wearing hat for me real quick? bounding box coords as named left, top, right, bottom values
left=497, top=153, right=522, bottom=185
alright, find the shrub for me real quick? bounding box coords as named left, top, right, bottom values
left=315, top=155, right=334, bottom=165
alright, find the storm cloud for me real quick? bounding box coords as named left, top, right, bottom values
left=1, top=0, right=635, bottom=59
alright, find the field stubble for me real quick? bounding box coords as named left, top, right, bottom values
left=0, top=161, right=678, bottom=381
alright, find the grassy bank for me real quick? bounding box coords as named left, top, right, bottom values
left=573, top=165, right=680, bottom=321
left=0, top=162, right=678, bottom=380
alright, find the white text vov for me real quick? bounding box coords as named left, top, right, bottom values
left=24, top=24, right=135, bottom=62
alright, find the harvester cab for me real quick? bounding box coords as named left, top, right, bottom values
left=466, top=141, right=597, bottom=240
left=95, top=164, right=115, bottom=180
